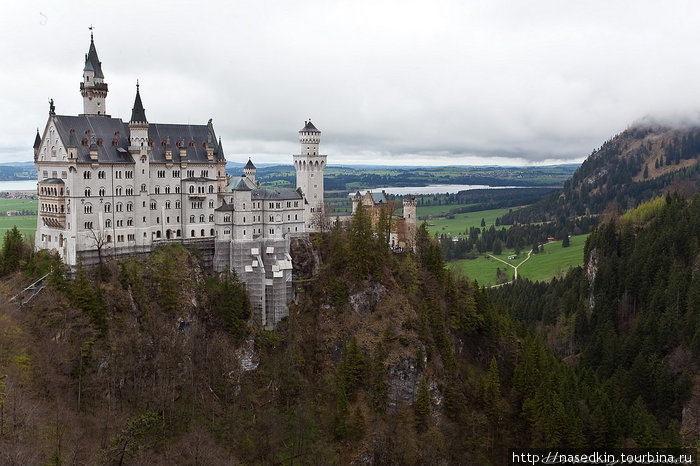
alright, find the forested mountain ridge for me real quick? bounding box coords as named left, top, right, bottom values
left=492, top=194, right=700, bottom=447
left=501, top=123, right=700, bottom=226
left=1, top=204, right=690, bottom=463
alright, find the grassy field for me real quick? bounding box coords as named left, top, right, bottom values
left=0, top=198, right=37, bottom=212
left=424, top=207, right=514, bottom=237
left=417, top=203, right=476, bottom=218
left=517, top=234, right=589, bottom=282
left=0, top=198, right=38, bottom=246
left=449, top=234, right=589, bottom=286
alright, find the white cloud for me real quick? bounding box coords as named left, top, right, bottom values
left=2, top=0, right=700, bottom=165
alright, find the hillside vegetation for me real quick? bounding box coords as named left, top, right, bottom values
left=1, top=188, right=697, bottom=463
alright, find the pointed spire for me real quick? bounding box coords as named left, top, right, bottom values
left=216, top=136, right=225, bottom=161
left=84, top=29, right=104, bottom=78
left=33, top=129, right=41, bottom=149
left=244, top=158, right=256, bottom=170
left=130, top=81, right=147, bottom=123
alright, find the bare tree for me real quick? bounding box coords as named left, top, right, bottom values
left=86, top=228, right=110, bottom=266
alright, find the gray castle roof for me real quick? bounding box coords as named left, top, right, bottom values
left=251, top=187, right=303, bottom=201
left=244, top=159, right=256, bottom=170
left=228, top=177, right=251, bottom=191
left=130, top=85, right=147, bottom=122
left=84, top=36, right=104, bottom=79
left=51, top=115, right=224, bottom=164
left=33, top=130, right=41, bottom=149
left=301, top=120, right=320, bottom=132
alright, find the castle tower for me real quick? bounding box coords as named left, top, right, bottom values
left=243, top=159, right=256, bottom=184
left=128, top=82, right=148, bottom=146
left=80, top=31, right=109, bottom=116
left=403, top=196, right=417, bottom=251
left=293, top=120, right=326, bottom=230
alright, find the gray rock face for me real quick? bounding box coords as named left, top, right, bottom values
left=349, top=282, right=387, bottom=316
left=387, top=356, right=419, bottom=412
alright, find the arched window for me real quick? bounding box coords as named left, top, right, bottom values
left=84, top=187, right=91, bottom=197
left=209, top=214, right=214, bottom=222
left=199, top=214, right=205, bottom=222
left=200, top=229, right=205, bottom=236
left=190, top=215, right=195, bottom=223
left=141, top=184, right=147, bottom=192
left=84, top=203, right=92, bottom=214
left=115, top=186, right=123, bottom=196
left=116, top=202, right=122, bottom=212
left=150, top=200, right=157, bottom=210
left=105, top=219, right=111, bottom=228
left=104, top=203, right=111, bottom=213
left=208, top=185, right=214, bottom=193
left=165, top=200, right=171, bottom=209
left=191, top=229, right=195, bottom=237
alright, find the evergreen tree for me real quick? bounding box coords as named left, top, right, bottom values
left=414, top=378, right=430, bottom=432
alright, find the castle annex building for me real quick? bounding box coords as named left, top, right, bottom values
left=34, top=34, right=326, bottom=328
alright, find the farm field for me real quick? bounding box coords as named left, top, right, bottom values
left=0, top=198, right=38, bottom=246
left=416, top=203, right=476, bottom=218
left=449, top=234, right=589, bottom=286
left=424, top=207, right=515, bottom=237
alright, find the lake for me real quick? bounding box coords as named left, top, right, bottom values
left=0, top=180, right=37, bottom=191
left=348, top=184, right=522, bottom=196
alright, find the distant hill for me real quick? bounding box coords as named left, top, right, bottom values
left=501, top=122, right=700, bottom=225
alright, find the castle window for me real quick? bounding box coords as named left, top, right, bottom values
left=208, top=185, right=214, bottom=193
left=269, top=215, right=274, bottom=222
left=165, top=186, right=170, bottom=194
left=98, top=170, right=105, bottom=179
left=84, top=188, right=91, bottom=197
left=127, top=218, right=133, bottom=226
left=125, top=171, right=133, bottom=179
left=115, top=171, right=122, bottom=179
left=150, top=201, right=157, bottom=210
left=287, top=202, right=291, bottom=208
left=126, top=202, right=133, bottom=212
left=117, top=220, right=123, bottom=227
left=189, top=186, right=195, bottom=194
left=157, top=170, right=165, bottom=178
left=190, top=215, right=195, bottom=223
left=128, top=234, right=135, bottom=241
left=143, top=217, right=146, bottom=223
left=116, top=203, right=122, bottom=212
left=187, top=170, right=195, bottom=178
left=105, top=219, right=111, bottom=228
left=156, top=217, right=160, bottom=224
left=172, top=170, right=180, bottom=178
left=115, top=186, right=122, bottom=196
left=295, top=214, right=298, bottom=220
left=209, top=214, right=214, bottom=222
left=209, top=200, right=214, bottom=208
left=175, top=201, right=181, bottom=209
left=104, top=203, right=111, bottom=213
left=165, top=201, right=171, bottom=209
left=201, top=229, right=205, bottom=237
left=154, top=186, right=160, bottom=194
left=175, top=186, right=180, bottom=194
left=84, top=221, right=93, bottom=229
left=141, top=184, right=147, bottom=193
left=99, top=187, right=105, bottom=197
left=210, top=228, right=214, bottom=236
left=61, top=171, right=67, bottom=179
left=83, top=171, right=91, bottom=179
left=199, top=214, right=205, bottom=222
left=198, top=186, right=204, bottom=194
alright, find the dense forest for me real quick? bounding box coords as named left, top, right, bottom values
left=500, top=124, right=700, bottom=227
left=1, top=188, right=698, bottom=463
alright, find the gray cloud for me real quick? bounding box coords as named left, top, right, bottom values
left=3, top=0, right=700, bottom=166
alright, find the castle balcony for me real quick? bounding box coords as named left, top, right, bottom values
left=80, top=82, right=108, bottom=92
left=40, top=212, right=66, bottom=229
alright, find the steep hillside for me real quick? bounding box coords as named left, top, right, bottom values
left=501, top=123, right=700, bottom=226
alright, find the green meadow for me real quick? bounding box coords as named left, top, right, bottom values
left=0, top=198, right=38, bottom=246
left=449, top=234, right=589, bottom=286
left=424, top=207, right=514, bottom=237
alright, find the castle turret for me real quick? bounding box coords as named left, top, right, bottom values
left=128, top=82, right=148, bottom=147
left=293, top=120, right=326, bottom=230
left=243, top=159, right=256, bottom=184
left=403, top=196, right=417, bottom=251
left=33, top=129, right=41, bottom=161
left=80, top=32, right=109, bottom=116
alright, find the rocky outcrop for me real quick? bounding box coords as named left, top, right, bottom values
left=349, top=282, right=387, bottom=316
left=291, top=237, right=321, bottom=280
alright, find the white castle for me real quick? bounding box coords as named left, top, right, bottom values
left=33, top=34, right=326, bottom=328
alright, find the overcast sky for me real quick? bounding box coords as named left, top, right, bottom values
left=3, top=0, right=700, bottom=166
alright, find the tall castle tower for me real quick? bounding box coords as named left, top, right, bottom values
left=403, top=197, right=418, bottom=251
left=293, top=120, right=326, bottom=230
left=80, top=31, right=109, bottom=116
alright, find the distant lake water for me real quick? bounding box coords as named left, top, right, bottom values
left=349, top=184, right=522, bottom=196
left=0, top=180, right=37, bottom=191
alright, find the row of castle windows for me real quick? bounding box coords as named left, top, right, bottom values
left=40, top=186, right=63, bottom=196
left=41, top=203, right=64, bottom=213
left=41, top=170, right=67, bottom=179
